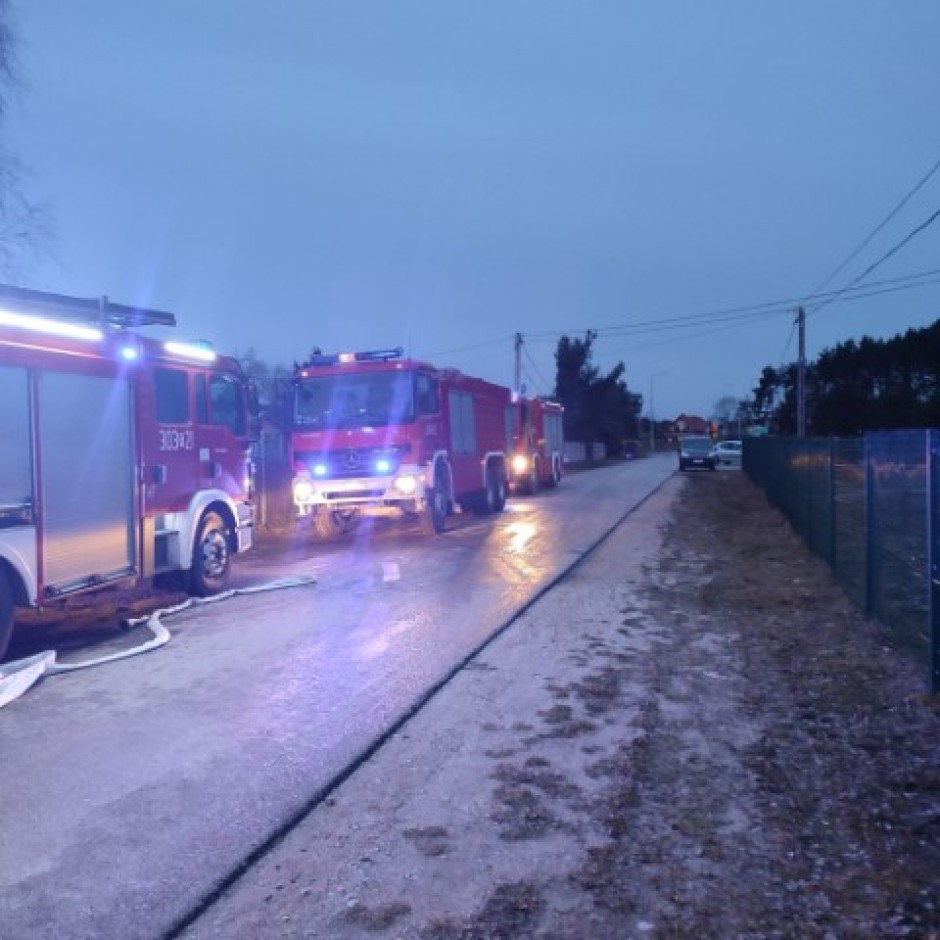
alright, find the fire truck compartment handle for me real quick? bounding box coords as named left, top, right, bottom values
left=151, top=465, right=167, bottom=485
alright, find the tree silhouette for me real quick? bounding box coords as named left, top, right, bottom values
left=553, top=331, right=641, bottom=456
left=749, top=319, right=940, bottom=435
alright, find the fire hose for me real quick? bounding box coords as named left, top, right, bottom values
left=0, top=576, right=316, bottom=710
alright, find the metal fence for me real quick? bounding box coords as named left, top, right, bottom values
left=745, top=431, right=940, bottom=693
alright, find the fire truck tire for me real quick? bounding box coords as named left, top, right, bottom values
left=421, top=470, right=448, bottom=534
left=528, top=459, right=541, bottom=495
left=190, top=511, right=231, bottom=596
left=490, top=466, right=507, bottom=513
left=314, top=508, right=358, bottom=540
left=549, top=459, right=561, bottom=487
left=0, top=570, right=13, bottom=662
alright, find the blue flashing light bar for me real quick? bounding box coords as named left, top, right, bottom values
left=305, top=347, right=404, bottom=368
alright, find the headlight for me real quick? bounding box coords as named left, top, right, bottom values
left=294, top=480, right=315, bottom=503
left=512, top=454, right=529, bottom=473
left=394, top=475, right=417, bottom=495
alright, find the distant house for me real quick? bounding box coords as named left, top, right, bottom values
left=673, top=414, right=709, bottom=436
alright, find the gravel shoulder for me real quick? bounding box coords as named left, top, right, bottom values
left=183, top=470, right=940, bottom=939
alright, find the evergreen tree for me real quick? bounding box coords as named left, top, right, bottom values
left=553, top=331, right=641, bottom=456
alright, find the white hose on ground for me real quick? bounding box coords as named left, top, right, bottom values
left=0, top=576, right=316, bottom=710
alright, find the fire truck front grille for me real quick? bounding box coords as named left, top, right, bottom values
left=301, top=443, right=411, bottom=479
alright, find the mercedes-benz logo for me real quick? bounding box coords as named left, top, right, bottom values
left=344, top=450, right=359, bottom=470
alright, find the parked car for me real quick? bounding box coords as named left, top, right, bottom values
left=715, top=439, right=743, bottom=466
left=678, top=436, right=717, bottom=471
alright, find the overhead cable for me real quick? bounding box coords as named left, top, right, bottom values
left=806, top=154, right=940, bottom=300
left=809, top=207, right=940, bottom=316
left=521, top=269, right=940, bottom=344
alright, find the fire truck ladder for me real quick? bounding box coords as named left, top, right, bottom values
left=0, top=283, right=176, bottom=330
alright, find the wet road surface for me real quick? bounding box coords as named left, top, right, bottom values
left=0, top=456, right=675, bottom=940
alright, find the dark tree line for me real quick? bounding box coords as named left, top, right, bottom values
left=749, top=319, right=940, bottom=435
left=552, top=331, right=642, bottom=455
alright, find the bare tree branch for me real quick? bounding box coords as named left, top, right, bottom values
left=0, top=0, right=55, bottom=279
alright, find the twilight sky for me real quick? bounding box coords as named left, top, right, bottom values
left=4, top=1, right=940, bottom=420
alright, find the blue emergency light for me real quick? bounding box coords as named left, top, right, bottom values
left=304, top=347, right=404, bottom=368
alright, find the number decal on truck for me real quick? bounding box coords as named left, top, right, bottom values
left=159, top=427, right=195, bottom=451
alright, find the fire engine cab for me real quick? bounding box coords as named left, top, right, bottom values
left=509, top=396, right=565, bottom=494
left=0, top=285, right=256, bottom=660
left=290, top=349, right=512, bottom=537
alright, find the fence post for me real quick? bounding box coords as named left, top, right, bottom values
left=928, top=431, right=940, bottom=693
left=864, top=434, right=875, bottom=618
left=828, top=438, right=836, bottom=569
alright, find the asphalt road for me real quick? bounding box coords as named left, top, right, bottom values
left=0, top=455, right=676, bottom=940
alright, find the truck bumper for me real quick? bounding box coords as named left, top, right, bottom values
left=292, top=468, right=428, bottom=517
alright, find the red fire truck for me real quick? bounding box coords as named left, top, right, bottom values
left=0, top=285, right=256, bottom=660
left=508, top=396, right=565, bottom=494
left=290, top=349, right=512, bottom=537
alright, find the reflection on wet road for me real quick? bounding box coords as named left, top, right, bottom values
left=0, top=456, right=676, bottom=940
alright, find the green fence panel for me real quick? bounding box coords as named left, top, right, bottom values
left=832, top=438, right=866, bottom=609
left=746, top=431, right=937, bottom=692
left=929, top=430, right=940, bottom=692
left=867, top=430, right=928, bottom=652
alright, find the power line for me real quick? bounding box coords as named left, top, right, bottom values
left=523, top=268, right=940, bottom=341
left=522, top=344, right=553, bottom=395
left=779, top=320, right=798, bottom=364
left=806, top=154, right=940, bottom=300
left=520, top=269, right=940, bottom=345
left=809, top=207, right=940, bottom=316
left=574, top=279, right=940, bottom=366
left=415, top=263, right=940, bottom=380
left=420, top=334, right=513, bottom=361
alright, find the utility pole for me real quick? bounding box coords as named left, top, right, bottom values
left=649, top=375, right=655, bottom=453
left=513, top=332, right=523, bottom=400
left=649, top=372, right=665, bottom=453
left=796, top=307, right=806, bottom=437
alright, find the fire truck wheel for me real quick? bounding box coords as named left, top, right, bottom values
left=477, top=465, right=507, bottom=515
left=528, top=460, right=541, bottom=495
left=0, top=570, right=13, bottom=662
left=421, top=478, right=448, bottom=534
left=190, top=511, right=231, bottom=596
left=491, top=466, right=507, bottom=513
left=314, top=508, right=358, bottom=540
left=549, top=459, right=561, bottom=487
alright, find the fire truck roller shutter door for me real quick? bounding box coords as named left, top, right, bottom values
left=38, top=371, right=135, bottom=593
left=0, top=365, right=31, bottom=511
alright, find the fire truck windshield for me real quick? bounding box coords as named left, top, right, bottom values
left=293, top=371, right=415, bottom=430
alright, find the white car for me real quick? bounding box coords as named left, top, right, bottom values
left=715, top=440, right=743, bottom=466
